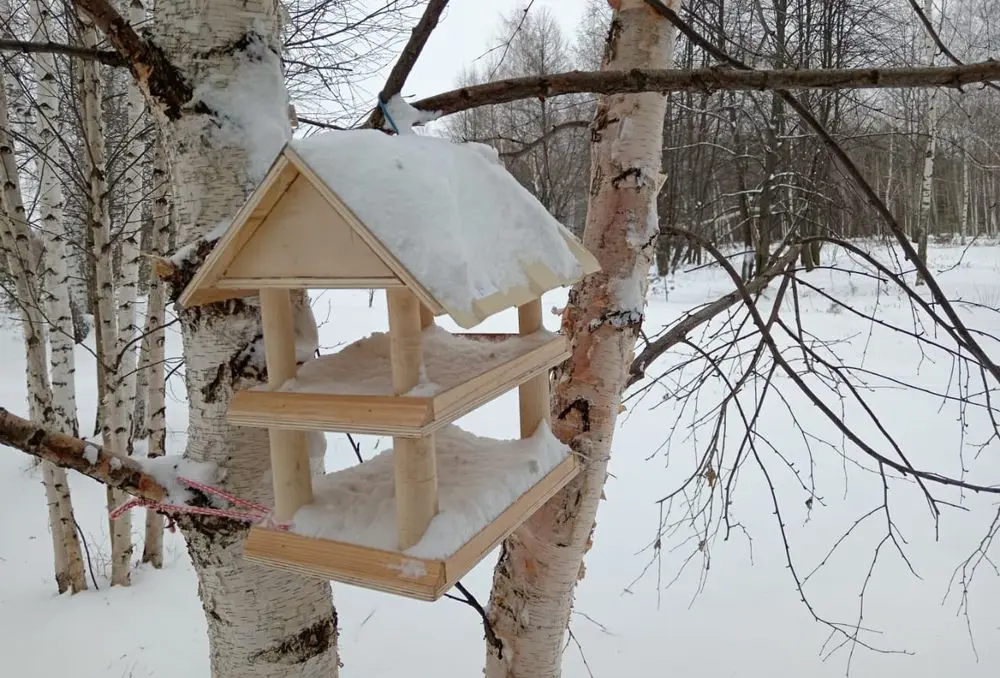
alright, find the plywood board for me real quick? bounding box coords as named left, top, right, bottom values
left=224, top=176, right=401, bottom=283
left=179, top=155, right=299, bottom=308
left=242, top=455, right=579, bottom=601
left=225, top=333, right=569, bottom=437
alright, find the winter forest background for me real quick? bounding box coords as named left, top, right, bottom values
left=1, top=0, right=1000, bottom=676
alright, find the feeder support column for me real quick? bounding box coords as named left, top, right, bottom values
left=387, top=288, right=438, bottom=550
left=518, top=298, right=550, bottom=438
left=259, top=288, right=314, bottom=521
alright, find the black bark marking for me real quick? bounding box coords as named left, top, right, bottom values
left=557, top=398, right=591, bottom=432
left=200, top=363, right=226, bottom=403
left=250, top=618, right=335, bottom=665
left=27, top=428, right=45, bottom=448
left=611, top=167, right=642, bottom=188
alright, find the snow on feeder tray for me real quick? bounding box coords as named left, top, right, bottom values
left=177, top=129, right=600, bottom=601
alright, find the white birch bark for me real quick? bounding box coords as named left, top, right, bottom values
left=141, top=142, right=169, bottom=568
left=146, top=1, right=340, bottom=674
left=915, top=0, right=937, bottom=285
left=0, top=44, right=85, bottom=593
left=78, top=14, right=132, bottom=586
left=485, top=2, right=677, bottom=676
left=113, top=0, right=147, bottom=447
left=960, top=135, right=969, bottom=245
left=28, top=0, right=88, bottom=592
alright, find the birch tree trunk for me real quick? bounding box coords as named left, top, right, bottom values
left=113, top=0, right=147, bottom=447
left=141, top=142, right=169, bottom=568
left=145, top=1, right=340, bottom=674
left=29, top=0, right=88, bottom=592
left=79, top=13, right=132, bottom=586
left=485, top=2, right=676, bottom=676
left=0, top=44, right=85, bottom=593
left=960, top=135, right=969, bottom=245
left=914, top=0, right=937, bottom=285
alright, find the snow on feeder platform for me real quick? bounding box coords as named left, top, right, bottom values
left=178, top=128, right=600, bottom=601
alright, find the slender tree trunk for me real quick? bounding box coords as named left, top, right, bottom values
left=915, top=0, right=937, bottom=285
left=114, top=0, right=147, bottom=448
left=28, top=0, right=88, bottom=592
left=147, top=1, right=341, bottom=674
left=960, top=136, right=969, bottom=245
left=141, top=142, right=169, bottom=567
left=0, top=43, right=84, bottom=593
left=79, top=13, right=132, bottom=586
left=485, top=3, right=676, bottom=676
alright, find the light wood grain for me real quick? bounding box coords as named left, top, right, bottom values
left=387, top=288, right=438, bottom=550
left=241, top=454, right=580, bottom=601
left=517, top=300, right=550, bottom=438
left=260, top=289, right=313, bottom=521
left=178, top=155, right=298, bottom=307
left=225, top=334, right=569, bottom=437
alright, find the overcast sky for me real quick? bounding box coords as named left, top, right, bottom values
left=359, top=0, right=586, bottom=107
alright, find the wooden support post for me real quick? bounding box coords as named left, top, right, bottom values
left=419, top=304, right=435, bottom=329
left=518, top=298, right=549, bottom=438
left=259, top=288, right=314, bottom=522
left=387, top=288, right=438, bottom=550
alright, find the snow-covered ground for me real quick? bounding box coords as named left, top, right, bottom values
left=1, top=242, right=999, bottom=677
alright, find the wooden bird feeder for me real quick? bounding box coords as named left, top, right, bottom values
left=179, top=131, right=600, bottom=601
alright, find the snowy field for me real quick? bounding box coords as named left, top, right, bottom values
left=1, top=241, right=999, bottom=677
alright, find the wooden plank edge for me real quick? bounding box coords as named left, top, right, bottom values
left=244, top=527, right=445, bottom=601
left=226, top=390, right=433, bottom=436
left=226, top=411, right=432, bottom=437
left=244, top=552, right=440, bottom=601
left=218, top=276, right=404, bottom=289
left=437, top=455, right=580, bottom=597
left=431, top=339, right=570, bottom=424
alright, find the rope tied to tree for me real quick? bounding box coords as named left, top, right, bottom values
left=109, top=476, right=290, bottom=530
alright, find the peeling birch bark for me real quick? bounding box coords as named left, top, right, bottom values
left=484, top=2, right=677, bottom=676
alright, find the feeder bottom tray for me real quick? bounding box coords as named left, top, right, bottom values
left=243, top=426, right=579, bottom=601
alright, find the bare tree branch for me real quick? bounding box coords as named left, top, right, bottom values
left=0, top=38, right=123, bottom=66
left=410, top=61, right=1000, bottom=118
left=498, top=119, right=590, bottom=159
left=365, top=0, right=451, bottom=130
left=0, top=407, right=166, bottom=501
left=627, top=243, right=803, bottom=387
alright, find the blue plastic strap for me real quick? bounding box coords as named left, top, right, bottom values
left=379, top=97, right=400, bottom=134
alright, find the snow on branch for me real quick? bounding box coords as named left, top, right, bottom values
left=0, top=407, right=166, bottom=502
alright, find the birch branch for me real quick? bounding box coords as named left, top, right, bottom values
left=73, top=0, right=191, bottom=119
left=0, top=407, right=167, bottom=501
left=409, top=60, right=1000, bottom=118
left=365, top=0, right=450, bottom=130
left=0, top=38, right=122, bottom=65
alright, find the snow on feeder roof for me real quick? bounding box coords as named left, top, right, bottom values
left=178, top=129, right=599, bottom=329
